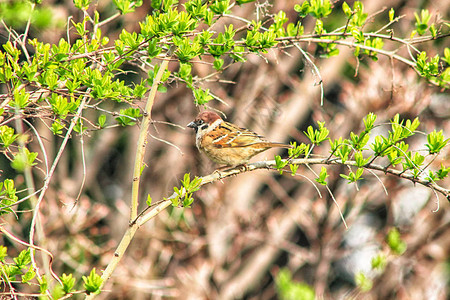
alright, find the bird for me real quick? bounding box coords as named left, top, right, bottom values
left=187, top=111, right=291, bottom=167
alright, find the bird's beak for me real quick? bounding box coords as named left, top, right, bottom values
left=187, top=121, right=197, bottom=129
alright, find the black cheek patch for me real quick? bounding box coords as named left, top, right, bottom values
left=200, top=124, right=209, bottom=130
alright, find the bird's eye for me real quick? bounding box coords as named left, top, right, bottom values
left=197, top=119, right=204, bottom=125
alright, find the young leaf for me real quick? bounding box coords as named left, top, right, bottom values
left=82, top=268, right=103, bottom=294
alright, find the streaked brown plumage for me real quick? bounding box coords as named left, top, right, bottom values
left=187, top=111, right=291, bottom=167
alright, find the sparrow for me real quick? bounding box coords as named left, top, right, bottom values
left=187, top=111, right=291, bottom=167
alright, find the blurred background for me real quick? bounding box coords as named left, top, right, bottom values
left=1, top=0, right=449, bottom=299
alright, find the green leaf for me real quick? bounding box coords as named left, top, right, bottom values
left=354, top=151, right=370, bottom=167
left=193, top=88, right=214, bottom=105
left=414, top=9, right=431, bottom=35
left=11, top=147, right=38, bottom=172
left=426, top=130, right=449, bottom=154
left=355, top=272, right=373, bottom=292
left=304, top=121, right=328, bottom=145
left=371, top=254, right=387, bottom=271
left=342, top=1, right=351, bottom=17
left=14, top=249, right=31, bottom=267
left=147, top=39, right=162, bottom=58
left=435, top=163, right=450, bottom=180
left=288, top=142, right=308, bottom=158
left=51, top=120, right=65, bottom=135
left=213, top=57, right=224, bottom=70
left=443, top=48, right=450, bottom=65
left=0, top=125, right=19, bottom=148
left=74, top=0, right=91, bottom=10
left=22, top=266, right=36, bottom=284
left=309, top=0, right=332, bottom=19
left=315, top=166, right=328, bottom=185
left=209, top=0, right=230, bottom=14
left=74, top=119, right=87, bottom=134
left=286, top=22, right=304, bottom=36
left=61, top=273, right=76, bottom=293
left=11, top=89, right=30, bottom=109
left=97, top=115, right=107, bottom=128
left=290, top=164, right=299, bottom=176
left=389, top=8, right=395, bottom=22
left=38, top=275, right=48, bottom=294
left=0, top=180, right=18, bottom=215
left=275, top=155, right=288, bottom=174
left=276, top=268, right=315, bottom=300
left=0, top=246, right=7, bottom=262
left=294, top=2, right=310, bottom=18
left=82, top=268, right=102, bottom=294
left=340, top=168, right=363, bottom=183
left=386, top=228, right=407, bottom=255
left=236, top=0, right=256, bottom=4
left=314, top=19, right=323, bottom=35
left=115, top=108, right=142, bottom=126
left=114, top=0, right=138, bottom=15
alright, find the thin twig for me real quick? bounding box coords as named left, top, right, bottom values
left=0, top=225, right=62, bottom=285
left=293, top=43, right=324, bottom=106
left=72, top=132, right=87, bottom=209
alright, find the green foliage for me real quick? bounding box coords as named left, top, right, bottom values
left=273, top=112, right=449, bottom=192
left=386, top=228, right=407, bottom=255
left=0, top=248, right=36, bottom=287
left=13, top=249, right=32, bottom=267
left=11, top=147, right=38, bottom=172
left=315, top=166, right=329, bottom=185
left=370, top=114, right=420, bottom=159
left=0, top=179, right=18, bottom=215
left=208, top=24, right=235, bottom=56
left=355, top=271, right=373, bottom=292
left=213, top=57, right=224, bottom=70
left=288, top=142, right=309, bottom=159
left=434, top=164, right=450, bottom=180
left=414, top=9, right=432, bottom=36
left=209, top=0, right=231, bottom=15
left=22, top=266, right=36, bottom=284
left=0, top=246, right=7, bottom=262
left=174, top=36, right=203, bottom=62
left=426, top=130, right=449, bottom=154
left=82, top=268, right=103, bottom=294
left=97, top=115, right=107, bottom=128
left=74, top=0, right=91, bottom=10
left=295, top=0, right=331, bottom=19
left=115, top=108, right=143, bottom=126
left=347, top=1, right=368, bottom=28
left=275, top=155, right=289, bottom=174
left=0, top=0, right=52, bottom=29
left=146, top=194, right=152, bottom=206
left=61, top=273, right=76, bottom=293
left=389, top=8, right=395, bottom=22
left=38, top=276, right=48, bottom=294
left=0, top=125, right=19, bottom=148
left=304, top=121, right=329, bottom=145
left=340, top=167, right=364, bottom=183
left=0, top=0, right=448, bottom=298
left=113, top=0, right=142, bottom=14
left=371, top=254, right=387, bottom=271
left=276, top=142, right=308, bottom=174
left=51, top=120, right=65, bottom=135
left=193, top=88, right=214, bottom=105
left=276, top=268, right=315, bottom=300
left=170, top=173, right=202, bottom=207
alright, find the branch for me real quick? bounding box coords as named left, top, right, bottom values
left=84, top=48, right=174, bottom=300
left=136, top=157, right=449, bottom=229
